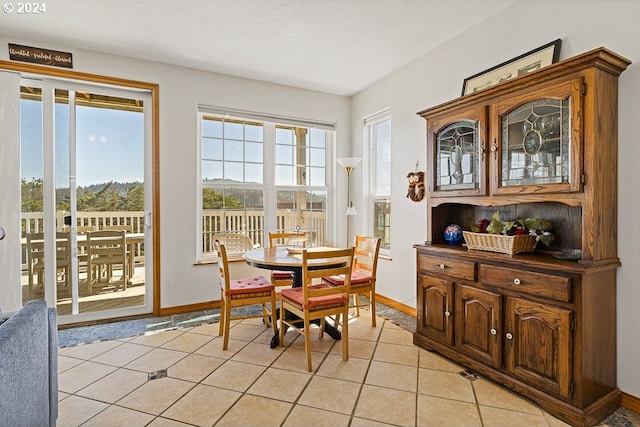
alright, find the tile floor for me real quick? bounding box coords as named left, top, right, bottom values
left=57, top=308, right=639, bottom=427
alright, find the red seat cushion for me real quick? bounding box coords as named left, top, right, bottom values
left=281, top=283, right=346, bottom=310
left=227, top=275, right=274, bottom=296
left=322, top=271, right=373, bottom=286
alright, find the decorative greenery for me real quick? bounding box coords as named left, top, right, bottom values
left=470, top=211, right=555, bottom=247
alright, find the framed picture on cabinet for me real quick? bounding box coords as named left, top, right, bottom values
left=461, top=39, right=562, bottom=96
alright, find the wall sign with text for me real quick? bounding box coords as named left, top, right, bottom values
left=8, top=43, right=73, bottom=68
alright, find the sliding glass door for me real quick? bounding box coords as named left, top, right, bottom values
left=17, top=77, right=153, bottom=324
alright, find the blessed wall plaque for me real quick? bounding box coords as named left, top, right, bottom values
left=8, top=43, right=73, bottom=68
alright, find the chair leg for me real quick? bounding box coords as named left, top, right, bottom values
left=279, top=305, right=286, bottom=347
left=270, top=294, right=278, bottom=335
left=370, top=290, right=376, bottom=327
left=341, top=308, right=349, bottom=361
left=304, top=317, right=312, bottom=372
left=222, top=300, right=231, bottom=350
left=353, top=293, right=360, bottom=317
left=218, top=296, right=225, bottom=337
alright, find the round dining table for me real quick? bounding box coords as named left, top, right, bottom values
left=243, top=246, right=346, bottom=347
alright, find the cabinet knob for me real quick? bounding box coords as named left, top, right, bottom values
left=490, top=328, right=497, bottom=335
left=439, top=263, right=446, bottom=270
left=478, top=147, right=485, bottom=154
left=444, top=310, right=451, bottom=317
left=513, top=278, right=521, bottom=285
left=490, top=145, right=497, bottom=152
left=505, top=332, right=513, bottom=340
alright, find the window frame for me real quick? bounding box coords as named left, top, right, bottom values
left=196, top=107, right=334, bottom=261
left=364, top=108, right=392, bottom=256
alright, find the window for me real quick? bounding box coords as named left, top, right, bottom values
left=197, top=108, right=332, bottom=259
left=365, top=109, right=391, bottom=252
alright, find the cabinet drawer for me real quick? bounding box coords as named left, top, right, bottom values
left=418, top=254, right=476, bottom=282
left=478, top=265, right=571, bottom=302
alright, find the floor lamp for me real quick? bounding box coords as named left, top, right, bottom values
left=336, top=157, right=361, bottom=246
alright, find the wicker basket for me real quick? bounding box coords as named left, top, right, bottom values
left=462, top=231, right=537, bottom=255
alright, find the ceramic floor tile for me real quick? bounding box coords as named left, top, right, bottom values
left=116, top=376, right=195, bottom=415
left=168, top=353, right=225, bottom=383
left=146, top=417, right=195, bottom=427
left=58, top=360, right=117, bottom=393
left=473, top=378, right=543, bottom=415
left=270, top=346, right=326, bottom=373
left=298, top=375, right=361, bottom=414
left=124, top=347, right=189, bottom=372
left=58, top=354, right=84, bottom=373
left=417, top=394, right=482, bottom=427
left=80, top=404, right=155, bottom=427
left=417, top=367, right=476, bottom=403
left=59, top=339, right=123, bottom=360
left=365, top=360, right=418, bottom=393
left=57, top=395, right=109, bottom=427
left=214, top=394, right=292, bottom=427
left=418, top=348, right=463, bottom=372
left=90, top=341, right=153, bottom=367
left=316, top=352, right=370, bottom=383
left=283, top=405, right=351, bottom=427
left=161, top=383, right=241, bottom=427
left=378, top=326, right=415, bottom=346
left=479, top=404, right=550, bottom=427
left=58, top=391, right=70, bottom=402
left=329, top=336, right=376, bottom=360
left=129, top=329, right=185, bottom=347
left=187, top=321, right=220, bottom=337
left=349, top=416, right=396, bottom=427
left=231, top=341, right=284, bottom=366
left=285, top=326, right=339, bottom=354
left=347, top=320, right=382, bottom=342
left=193, top=336, right=246, bottom=359
left=201, top=359, right=267, bottom=392
left=246, top=367, right=311, bottom=402
left=160, top=331, right=213, bottom=352
left=76, top=368, right=148, bottom=403
left=354, top=384, right=416, bottom=426
left=227, top=322, right=271, bottom=342
left=373, top=341, right=419, bottom=366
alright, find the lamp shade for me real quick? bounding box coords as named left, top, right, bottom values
left=336, top=157, right=361, bottom=170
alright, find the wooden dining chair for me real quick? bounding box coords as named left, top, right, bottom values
left=26, top=232, right=72, bottom=291
left=86, top=230, right=127, bottom=295
left=215, top=240, right=277, bottom=350
left=267, top=232, right=309, bottom=289
left=279, top=247, right=354, bottom=372
left=322, top=235, right=381, bottom=326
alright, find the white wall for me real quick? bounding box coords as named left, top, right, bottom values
left=0, top=37, right=352, bottom=309
left=350, top=0, right=640, bottom=399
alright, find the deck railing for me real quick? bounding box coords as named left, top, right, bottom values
left=21, top=210, right=327, bottom=265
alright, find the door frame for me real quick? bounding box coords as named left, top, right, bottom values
left=0, top=59, right=161, bottom=318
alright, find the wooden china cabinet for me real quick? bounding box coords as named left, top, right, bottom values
left=413, top=48, right=630, bottom=427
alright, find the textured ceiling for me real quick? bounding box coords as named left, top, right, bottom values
left=0, top=0, right=516, bottom=96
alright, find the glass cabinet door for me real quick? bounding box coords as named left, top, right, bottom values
left=493, top=79, right=582, bottom=194
left=428, top=106, right=486, bottom=196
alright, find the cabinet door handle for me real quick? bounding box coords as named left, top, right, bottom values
left=438, top=263, right=446, bottom=270
left=490, top=328, right=497, bottom=335
left=444, top=310, right=451, bottom=317
left=505, top=332, right=513, bottom=340
left=513, top=278, right=521, bottom=285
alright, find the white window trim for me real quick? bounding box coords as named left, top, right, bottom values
left=364, top=107, right=391, bottom=256
left=196, top=107, right=335, bottom=262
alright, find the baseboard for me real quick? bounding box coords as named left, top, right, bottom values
left=375, top=294, right=416, bottom=317
left=622, top=392, right=640, bottom=415
left=158, top=300, right=220, bottom=316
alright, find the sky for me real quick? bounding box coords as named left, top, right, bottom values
left=21, top=97, right=144, bottom=188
